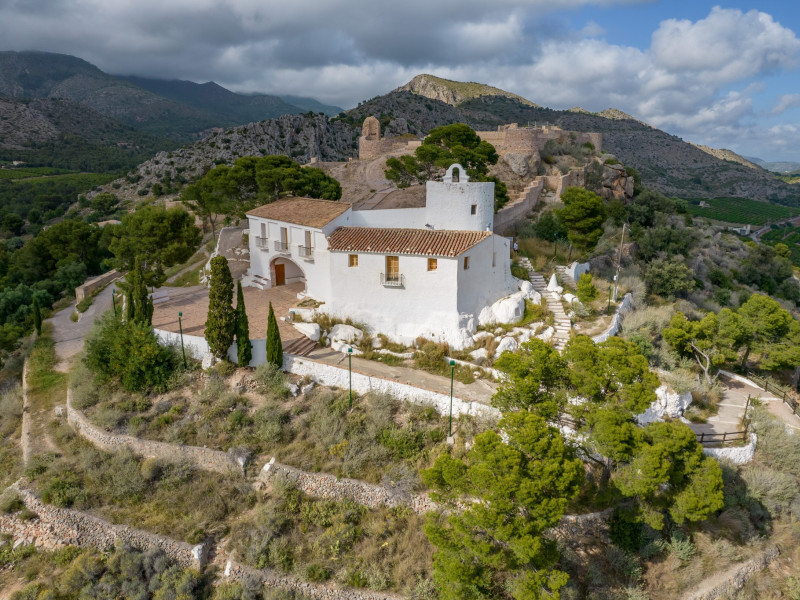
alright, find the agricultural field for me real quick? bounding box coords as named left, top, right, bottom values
left=0, top=166, right=75, bottom=180
left=685, top=196, right=798, bottom=225
left=762, top=224, right=800, bottom=266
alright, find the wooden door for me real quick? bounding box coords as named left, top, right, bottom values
left=386, top=255, right=399, bottom=281
left=275, top=263, right=286, bottom=286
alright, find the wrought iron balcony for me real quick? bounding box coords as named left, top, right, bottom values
left=274, top=240, right=289, bottom=253
left=380, top=273, right=405, bottom=287
left=298, top=245, right=314, bottom=259
left=255, top=236, right=269, bottom=249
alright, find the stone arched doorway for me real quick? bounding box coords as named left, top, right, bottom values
left=270, top=256, right=306, bottom=291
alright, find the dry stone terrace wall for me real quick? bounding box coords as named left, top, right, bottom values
left=66, top=389, right=243, bottom=476
left=0, top=484, right=205, bottom=568
left=260, top=459, right=438, bottom=514
left=222, top=560, right=402, bottom=600
left=684, top=545, right=780, bottom=600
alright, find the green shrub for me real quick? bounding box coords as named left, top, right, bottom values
left=76, top=295, right=93, bottom=313
left=214, top=360, right=237, bottom=378
left=379, top=427, right=425, bottom=459
left=576, top=273, right=599, bottom=303
left=0, top=491, right=24, bottom=514
left=306, top=563, right=331, bottom=582
left=253, top=363, right=289, bottom=398
left=84, top=313, right=180, bottom=393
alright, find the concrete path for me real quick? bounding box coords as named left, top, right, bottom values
left=305, top=346, right=497, bottom=406
left=49, top=282, right=117, bottom=370
left=215, top=226, right=249, bottom=280
left=687, top=373, right=794, bottom=442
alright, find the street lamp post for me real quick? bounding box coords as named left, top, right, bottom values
left=348, top=347, right=353, bottom=408
left=449, top=359, right=455, bottom=439
left=178, top=311, right=187, bottom=369
left=111, top=289, right=117, bottom=318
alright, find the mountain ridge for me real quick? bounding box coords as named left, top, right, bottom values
left=0, top=50, right=340, bottom=140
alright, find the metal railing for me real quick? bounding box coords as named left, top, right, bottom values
left=255, top=236, right=269, bottom=249
left=274, top=240, right=289, bottom=253
left=380, top=273, right=405, bottom=287
left=298, top=245, right=314, bottom=259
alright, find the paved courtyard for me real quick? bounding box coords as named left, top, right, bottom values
left=151, top=282, right=305, bottom=344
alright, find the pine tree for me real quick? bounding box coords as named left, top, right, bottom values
left=32, top=296, right=42, bottom=336
left=266, top=301, right=283, bottom=368
left=235, top=280, right=252, bottom=366
left=205, top=256, right=236, bottom=358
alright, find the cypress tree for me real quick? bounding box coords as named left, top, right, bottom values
left=205, top=256, right=236, bottom=358
left=266, top=301, right=283, bottom=368
left=32, top=296, right=42, bottom=336
left=235, top=280, right=252, bottom=366
left=122, top=257, right=153, bottom=325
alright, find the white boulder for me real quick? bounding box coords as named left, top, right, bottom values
left=469, top=347, right=489, bottom=361
left=478, top=292, right=526, bottom=326
left=292, top=322, right=321, bottom=342
left=472, top=331, right=494, bottom=344
left=547, top=273, right=560, bottom=291
left=536, top=327, right=555, bottom=342
left=494, top=336, right=519, bottom=357
left=201, top=352, right=217, bottom=370
left=330, top=324, right=363, bottom=344
left=512, top=328, right=533, bottom=343
left=563, top=293, right=578, bottom=305
left=636, top=385, right=693, bottom=425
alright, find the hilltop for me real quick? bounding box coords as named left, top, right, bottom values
left=65, top=74, right=800, bottom=205
left=396, top=73, right=538, bottom=107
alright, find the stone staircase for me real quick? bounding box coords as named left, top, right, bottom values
left=283, top=336, right=318, bottom=357
left=520, top=257, right=571, bottom=351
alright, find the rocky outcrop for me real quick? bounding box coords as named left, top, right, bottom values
left=96, top=114, right=360, bottom=201
left=396, top=74, right=538, bottom=108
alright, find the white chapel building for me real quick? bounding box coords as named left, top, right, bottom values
left=244, top=165, right=521, bottom=349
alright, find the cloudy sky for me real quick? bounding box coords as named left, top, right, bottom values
left=1, top=1, right=799, bottom=162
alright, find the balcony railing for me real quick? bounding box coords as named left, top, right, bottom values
left=298, top=245, right=314, bottom=259
left=380, top=273, right=405, bottom=287
left=255, top=236, right=269, bottom=249
left=274, top=240, right=289, bottom=253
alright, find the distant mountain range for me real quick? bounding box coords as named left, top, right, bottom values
left=744, top=156, right=800, bottom=174
left=0, top=51, right=342, bottom=141
left=1, top=54, right=797, bottom=203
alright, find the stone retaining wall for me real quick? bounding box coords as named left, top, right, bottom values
left=702, top=434, right=757, bottom=465
left=683, top=545, right=780, bottom=600
left=67, top=389, right=243, bottom=476
left=284, top=355, right=501, bottom=421
left=0, top=485, right=205, bottom=568
left=75, top=269, right=122, bottom=302
left=592, top=293, right=634, bottom=343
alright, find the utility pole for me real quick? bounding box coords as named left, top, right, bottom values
left=613, top=223, right=626, bottom=302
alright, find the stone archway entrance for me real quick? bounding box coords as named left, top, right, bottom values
left=270, top=257, right=306, bottom=291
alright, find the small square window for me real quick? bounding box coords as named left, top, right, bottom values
left=348, top=254, right=358, bottom=267
left=470, top=204, right=477, bottom=215
left=427, top=258, right=438, bottom=271
left=463, top=256, right=470, bottom=270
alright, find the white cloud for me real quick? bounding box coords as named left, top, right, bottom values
left=0, top=2, right=798, bottom=159
left=772, top=94, right=800, bottom=115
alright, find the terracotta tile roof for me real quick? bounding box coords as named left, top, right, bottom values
left=327, top=227, right=491, bottom=257
left=246, top=197, right=350, bottom=229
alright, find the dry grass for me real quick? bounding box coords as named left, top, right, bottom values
left=0, top=385, right=23, bottom=488
left=230, top=476, right=434, bottom=594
